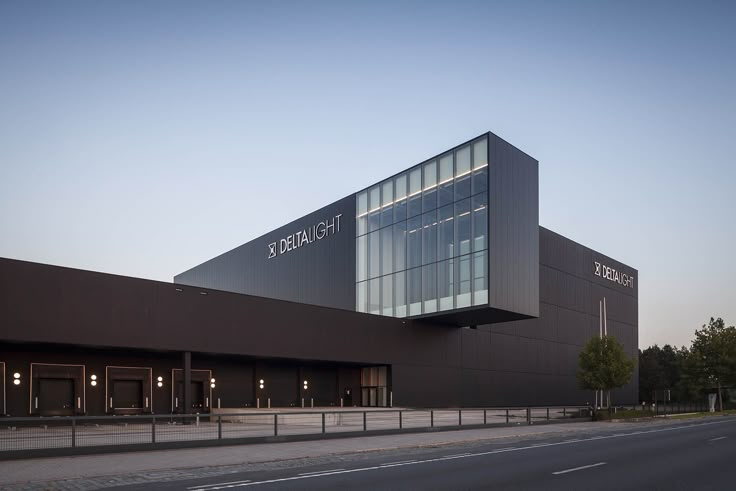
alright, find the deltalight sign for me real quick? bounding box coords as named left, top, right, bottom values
left=268, top=214, right=343, bottom=259
left=594, top=261, right=634, bottom=288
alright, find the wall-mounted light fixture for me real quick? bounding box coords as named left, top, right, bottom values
left=210, top=377, right=216, bottom=389
left=303, top=380, right=309, bottom=391
left=259, top=379, right=264, bottom=390
left=157, top=376, right=163, bottom=388
left=90, top=374, right=97, bottom=387
left=13, top=372, right=21, bottom=386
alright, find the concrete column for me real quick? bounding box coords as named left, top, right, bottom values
left=183, top=351, right=192, bottom=415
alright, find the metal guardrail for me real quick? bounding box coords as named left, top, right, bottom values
left=0, top=406, right=591, bottom=454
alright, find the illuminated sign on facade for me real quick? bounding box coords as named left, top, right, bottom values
left=594, top=261, right=634, bottom=288
left=268, top=214, right=343, bottom=259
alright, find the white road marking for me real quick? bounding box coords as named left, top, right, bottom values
left=297, top=469, right=344, bottom=476
left=200, top=418, right=734, bottom=488
left=553, top=462, right=606, bottom=475
left=187, top=480, right=251, bottom=490
left=709, top=436, right=727, bottom=442
left=445, top=453, right=472, bottom=458
left=381, top=460, right=417, bottom=466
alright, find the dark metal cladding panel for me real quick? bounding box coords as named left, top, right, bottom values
left=174, top=196, right=356, bottom=311
left=488, top=133, right=539, bottom=318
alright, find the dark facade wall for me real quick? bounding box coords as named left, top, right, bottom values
left=174, top=195, right=356, bottom=311
left=0, top=222, right=638, bottom=412
left=488, top=134, right=540, bottom=318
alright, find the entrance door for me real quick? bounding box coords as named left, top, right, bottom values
left=39, top=378, right=74, bottom=416
left=112, top=380, right=143, bottom=410
left=343, top=388, right=353, bottom=406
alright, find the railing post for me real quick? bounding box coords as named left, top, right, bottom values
left=217, top=415, right=222, bottom=440
left=399, top=410, right=403, bottom=429
left=363, top=411, right=367, bottom=431
left=506, top=409, right=509, bottom=424
left=322, top=413, right=326, bottom=434
left=430, top=410, right=434, bottom=428
left=71, top=418, right=76, bottom=448
left=563, top=407, right=566, bottom=417
left=546, top=408, right=550, bottom=421
left=459, top=409, right=462, bottom=426
left=483, top=409, right=487, bottom=425
left=152, top=416, right=156, bottom=443
left=274, top=414, right=278, bottom=436
left=526, top=407, right=531, bottom=425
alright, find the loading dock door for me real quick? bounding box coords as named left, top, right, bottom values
left=176, top=381, right=205, bottom=411
left=112, top=380, right=143, bottom=409
left=38, top=378, right=74, bottom=416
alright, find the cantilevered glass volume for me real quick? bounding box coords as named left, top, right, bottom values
left=356, top=135, right=489, bottom=317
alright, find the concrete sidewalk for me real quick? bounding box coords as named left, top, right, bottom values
left=0, top=420, right=628, bottom=487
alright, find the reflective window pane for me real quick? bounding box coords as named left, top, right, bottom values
left=394, top=174, right=407, bottom=222
left=357, top=280, right=367, bottom=313
left=422, top=262, right=437, bottom=314
left=422, top=160, right=437, bottom=213
left=393, top=221, right=407, bottom=272
left=438, top=258, right=454, bottom=311
left=356, top=235, right=368, bottom=282
left=368, top=277, right=380, bottom=314
left=408, top=167, right=422, bottom=217
left=455, top=198, right=472, bottom=257
left=368, top=230, right=380, bottom=279
left=394, top=271, right=406, bottom=317
left=472, top=193, right=487, bottom=252
left=422, top=209, right=437, bottom=265
left=438, top=153, right=454, bottom=208
left=455, top=145, right=471, bottom=200
left=357, top=191, right=368, bottom=236
left=381, top=180, right=394, bottom=228
left=473, top=251, right=488, bottom=306
left=408, top=267, right=422, bottom=316
left=438, top=204, right=454, bottom=261
left=368, top=185, right=381, bottom=232
left=380, top=226, right=393, bottom=275
left=382, top=274, right=393, bottom=316
left=473, top=138, right=488, bottom=169
left=456, top=253, right=472, bottom=308
left=407, top=215, right=422, bottom=269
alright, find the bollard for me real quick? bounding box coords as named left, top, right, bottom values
left=311, top=398, right=314, bottom=408
left=257, top=398, right=260, bottom=409
left=302, top=398, right=304, bottom=408
left=268, top=398, right=271, bottom=409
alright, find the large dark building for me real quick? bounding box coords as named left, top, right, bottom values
left=0, top=132, right=638, bottom=416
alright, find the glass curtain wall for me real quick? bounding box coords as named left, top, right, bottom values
left=356, top=135, right=489, bottom=317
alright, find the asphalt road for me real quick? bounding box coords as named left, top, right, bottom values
left=119, top=417, right=736, bottom=491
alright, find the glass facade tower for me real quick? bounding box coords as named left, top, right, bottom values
left=356, top=135, right=489, bottom=317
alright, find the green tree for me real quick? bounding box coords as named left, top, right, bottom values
left=578, top=335, right=636, bottom=408
left=688, top=317, right=736, bottom=411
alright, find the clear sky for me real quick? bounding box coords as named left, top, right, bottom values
left=1, top=1, right=734, bottom=349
